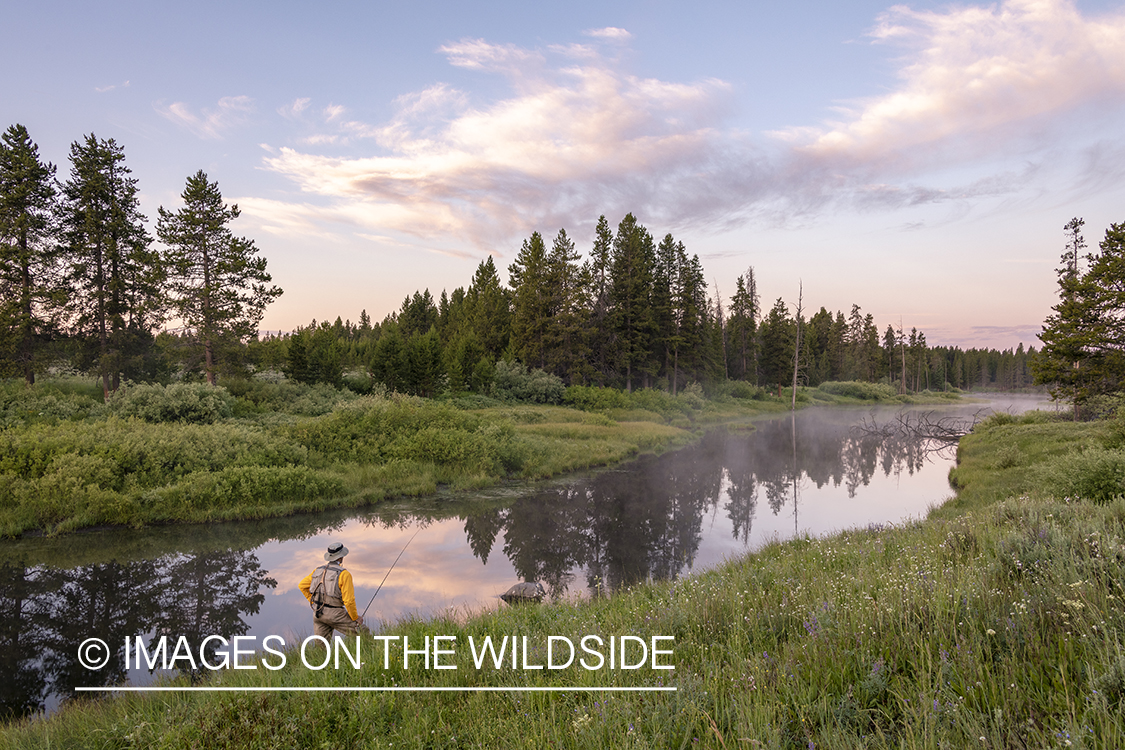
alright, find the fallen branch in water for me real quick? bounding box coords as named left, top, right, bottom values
left=853, top=409, right=990, bottom=443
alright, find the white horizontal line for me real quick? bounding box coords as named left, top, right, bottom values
left=76, top=686, right=676, bottom=693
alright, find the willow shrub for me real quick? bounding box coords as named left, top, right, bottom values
left=1035, top=446, right=1125, bottom=503
left=224, top=378, right=363, bottom=416
left=103, top=382, right=235, bottom=424
left=816, top=380, right=899, bottom=401
left=0, top=380, right=102, bottom=426
left=287, top=395, right=528, bottom=477
left=562, top=384, right=706, bottom=420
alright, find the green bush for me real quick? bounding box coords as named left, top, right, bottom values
left=490, top=361, right=565, bottom=404
left=564, top=385, right=630, bottom=411
left=993, top=443, right=1025, bottom=469
left=817, top=381, right=899, bottom=401
left=1035, top=446, right=1125, bottom=503
left=224, top=378, right=361, bottom=416
left=0, top=418, right=308, bottom=488
left=725, top=381, right=766, bottom=400
left=0, top=381, right=102, bottom=426
left=104, top=382, right=235, bottom=423
left=146, top=465, right=344, bottom=513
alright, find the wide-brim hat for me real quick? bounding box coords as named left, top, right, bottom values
left=324, top=542, right=349, bottom=561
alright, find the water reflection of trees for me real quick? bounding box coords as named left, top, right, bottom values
left=0, top=550, right=274, bottom=722
left=455, top=408, right=952, bottom=599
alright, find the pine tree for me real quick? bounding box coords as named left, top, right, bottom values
left=508, top=231, right=551, bottom=369
left=727, top=273, right=759, bottom=382
left=584, top=215, right=615, bottom=385
left=758, top=298, right=795, bottom=389
left=1033, top=217, right=1101, bottom=417
left=60, top=134, right=164, bottom=395
left=465, top=256, right=510, bottom=361
left=610, top=214, right=656, bottom=391
left=653, top=234, right=680, bottom=386
left=157, top=171, right=281, bottom=385
left=545, top=228, right=586, bottom=383
left=674, top=250, right=710, bottom=392
left=0, top=124, right=59, bottom=384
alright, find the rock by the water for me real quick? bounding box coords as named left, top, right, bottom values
left=499, top=581, right=546, bottom=604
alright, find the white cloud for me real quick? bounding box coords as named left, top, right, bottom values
left=583, top=27, right=632, bottom=41
left=261, top=39, right=749, bottom=247
left=279, top=97, right=311, bottom=119
left=786, top=0, right=1125, bottom=173
left=95, top=80, right=130, bottom=93
left=156, top=95, right=255, bottom=139
left=259, top=0, right=1125, bottom=249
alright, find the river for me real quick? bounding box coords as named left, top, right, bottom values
left=0, top=395, right=1049, bottom=720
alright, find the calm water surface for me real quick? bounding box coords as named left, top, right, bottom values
left=1, top=396, right=1049, bottom=719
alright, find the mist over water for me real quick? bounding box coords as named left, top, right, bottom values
left=0, top=395, right=1048, bottom=719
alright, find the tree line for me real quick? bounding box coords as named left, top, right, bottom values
left=0, top=124, right=280, bottom=394
left=270, top=213, right=1036, bottom=398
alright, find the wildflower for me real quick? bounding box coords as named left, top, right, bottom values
left=986, top=629, right=996, bottom=636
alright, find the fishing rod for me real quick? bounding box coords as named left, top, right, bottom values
left=361, top=529, right=420, bottom=618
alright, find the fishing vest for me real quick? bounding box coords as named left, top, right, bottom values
left=309, top=562, right=346, bottom=618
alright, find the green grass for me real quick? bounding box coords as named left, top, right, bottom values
left=9, top=404, right=1125, bottom=748
left=0, top=380, right=780, bottom=537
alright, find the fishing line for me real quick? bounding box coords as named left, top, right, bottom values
left=361, top=528, right=420, bottom=618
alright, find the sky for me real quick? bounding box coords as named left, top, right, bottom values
left=5, top=0, right=1125, bottom=350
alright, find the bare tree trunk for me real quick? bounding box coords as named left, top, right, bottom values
left=791, top=282, right=802, bottom=411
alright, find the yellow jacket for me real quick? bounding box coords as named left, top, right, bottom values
left=299, top=564, right=359, bottom=621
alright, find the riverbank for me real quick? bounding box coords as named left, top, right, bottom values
left=8, top=406, right=1124, bottom=748
left=0, top=378, right=958, bottom=537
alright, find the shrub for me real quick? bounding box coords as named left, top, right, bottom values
left=490, top=361, right=565, bottom=404
left=224, top=378, right=362, bottom=416
left=564, top=385, right=630, bottom=411
left=104, top=382, right=235, bottom=424
left=0, top=382, right=101, bottom=426
left=147, top=465, right=344, bottom=513
left=1034, top=446, right=1125, bottom=504
left=993, top=444, right=1024, bottom=469
left=725, top=381, right=766, bottom=400
left=817, top=381, right=898, bottom=401
left=678, top=382, right=706, bottom=410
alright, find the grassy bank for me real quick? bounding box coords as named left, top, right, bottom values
left=1, top=376, right=955, bottom=537
left=9, top=407, right=1125, bottom=748
left=0, top=378, right=789, bottom=537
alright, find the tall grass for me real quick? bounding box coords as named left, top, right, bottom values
left=0, top=382, right=711, bottom=537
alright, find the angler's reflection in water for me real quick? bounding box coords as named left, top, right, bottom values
left=0, top=550, right=275, bottom=721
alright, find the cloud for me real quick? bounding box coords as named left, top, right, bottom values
left=260, top=0, right=1125, bottom=249
left=261, top=39, right=755, bottom=246
left=784, top=0, right=1125, bottom=174
left=583, top=27, right=633, bottom=41
left=95, top=80, right=130, bottom=93
left=156, top=95, right=255, bottom=139
left=278, top=97, right=311, bottom=119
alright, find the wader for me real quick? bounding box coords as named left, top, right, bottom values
left=309, top=561, right=358, bottom=637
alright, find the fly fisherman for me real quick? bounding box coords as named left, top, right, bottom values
left=299, top=542, right=364, bottom=637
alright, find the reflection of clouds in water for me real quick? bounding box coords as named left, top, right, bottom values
left=266, top=517, right=519, bottom=623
